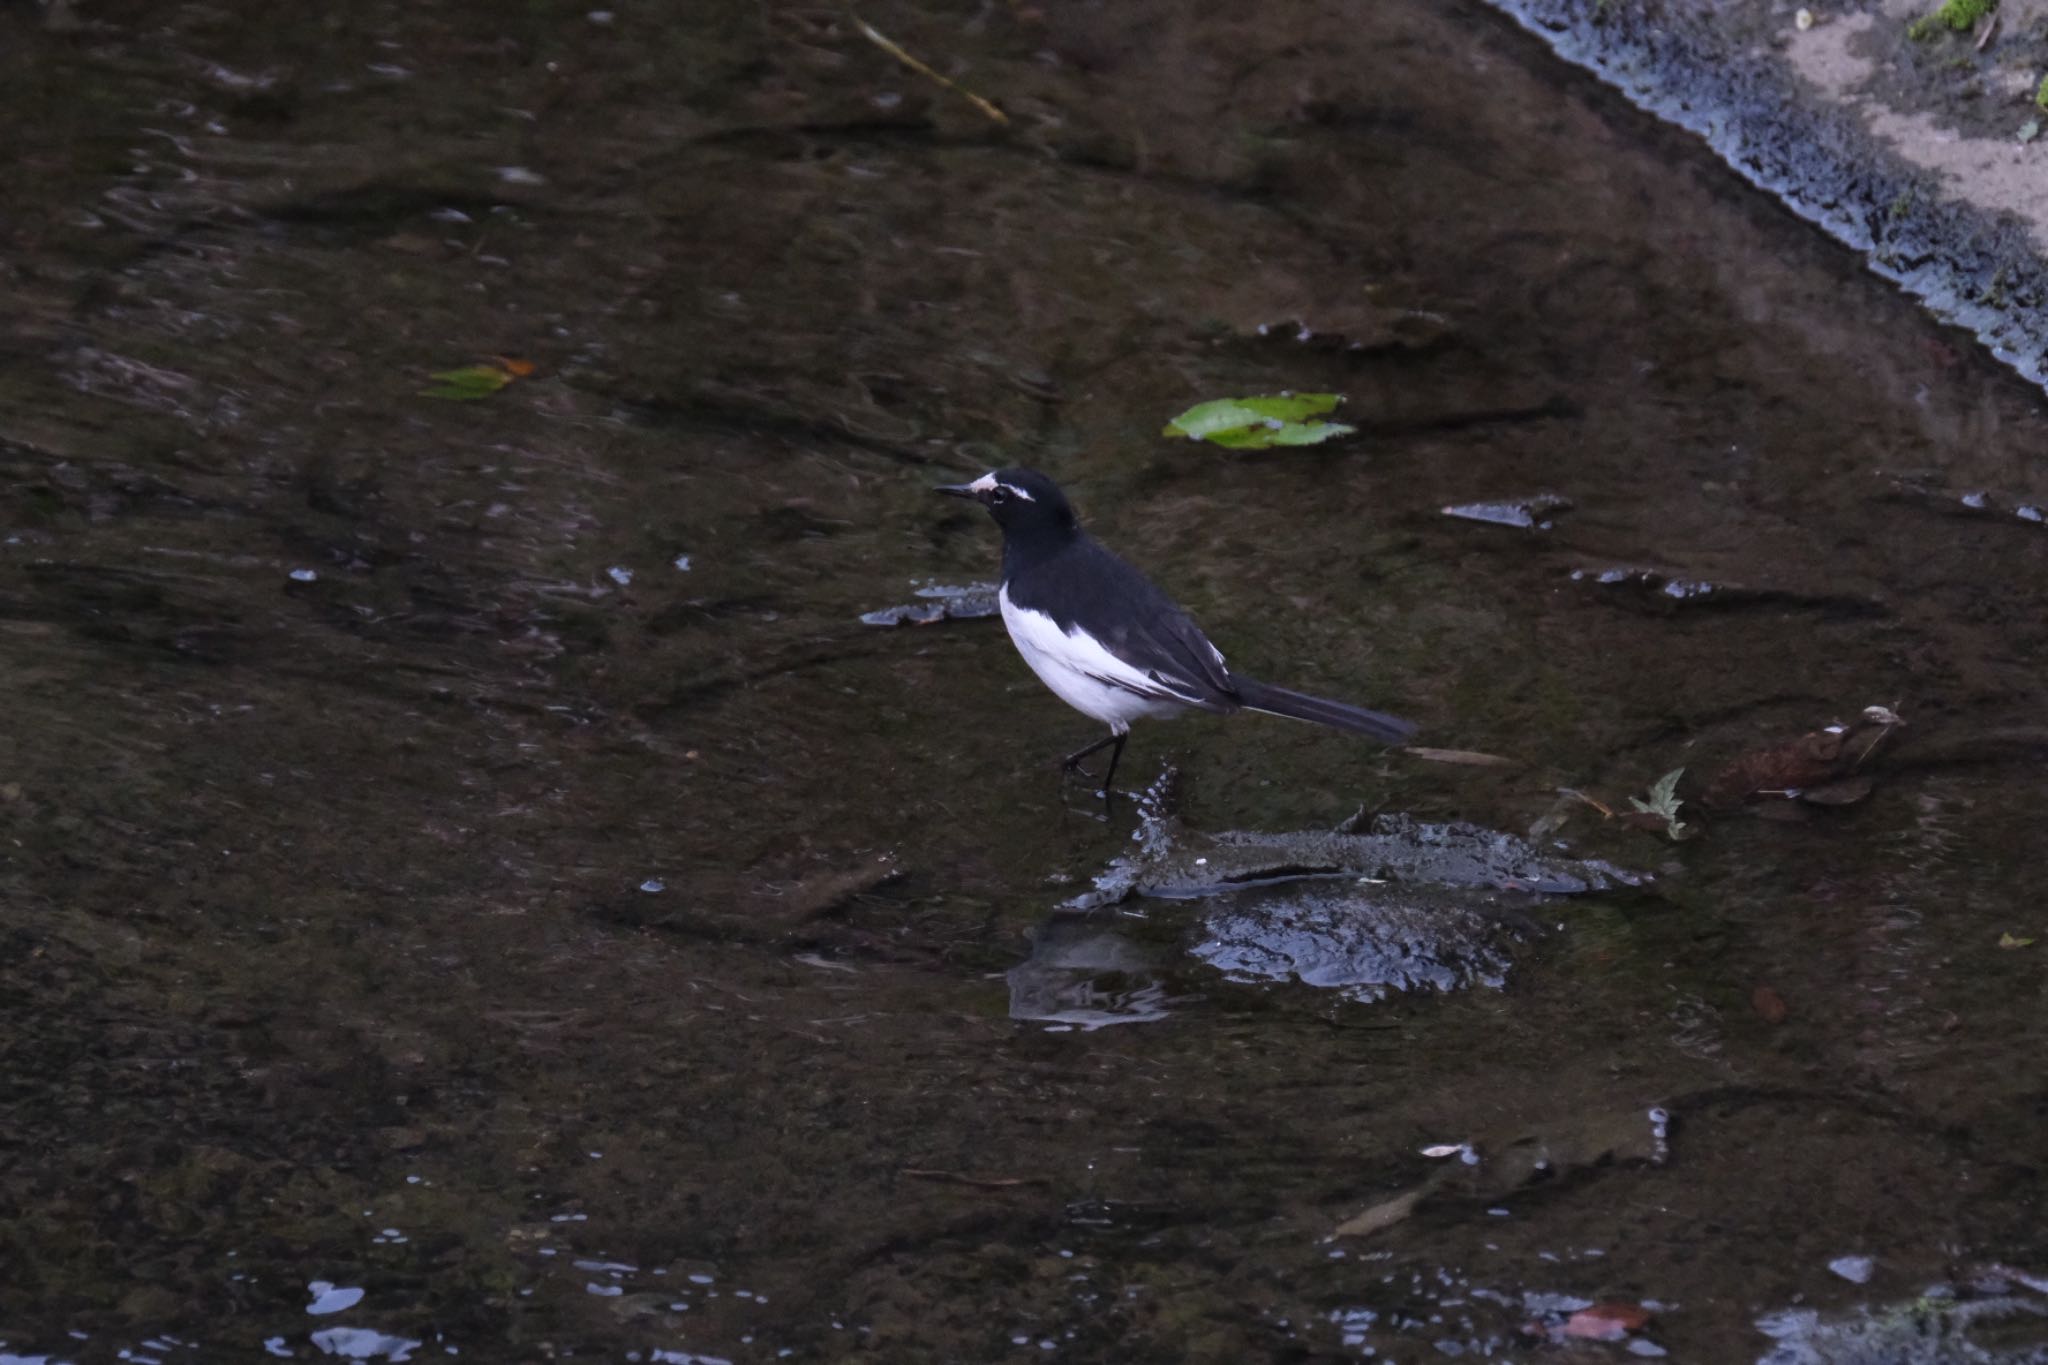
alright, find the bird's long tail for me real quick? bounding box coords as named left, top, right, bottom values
left=1229, top=676, right=1416, bottom=747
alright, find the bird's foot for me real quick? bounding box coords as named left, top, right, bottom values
left=1059, top=754, right=1100, bottom=782
left=1059, top=757, right=1122, bottom=804
left=1059, top=733, right=1127, bottom=792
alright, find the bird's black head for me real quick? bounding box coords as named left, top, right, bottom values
left=934, top=468, right=1078, bottom=538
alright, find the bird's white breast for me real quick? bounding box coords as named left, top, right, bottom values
left=998, top=586, right=1189, bottom=731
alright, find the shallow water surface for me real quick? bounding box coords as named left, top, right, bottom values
left=2, top=0, right=2045, bottom=1361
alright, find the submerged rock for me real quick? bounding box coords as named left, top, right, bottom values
left=1699, top=705, right=1906, bottom=811
left=1070, top=772, right=1643, bottom=911
left=1063, top=769, right=1644, bottom=1004
left=1192, top=882, right=1516, bottom=1003
left=1756, top=1280, right=2048, bottom=1364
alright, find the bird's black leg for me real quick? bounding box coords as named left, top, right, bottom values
left=1060, top=731, right=1128, bottom=812
left=1099, top=733, right=1128, bottom=794
left=1060, top=731, right=1121, bottom=779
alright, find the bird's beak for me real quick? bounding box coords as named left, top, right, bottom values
left=933, top=483, right=980, bottom=501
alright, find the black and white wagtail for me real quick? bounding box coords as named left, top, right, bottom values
left=937, top=468, right=1416, bottom=792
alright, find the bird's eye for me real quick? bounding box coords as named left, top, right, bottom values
left=988, top=486, right=1011, bottom=506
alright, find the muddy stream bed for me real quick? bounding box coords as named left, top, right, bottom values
left=2, top=0, right=2046, bottom=1361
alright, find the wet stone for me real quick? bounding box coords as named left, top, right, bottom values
left=1568, top=565, right=1889, bottom=617
left=1440, top=494, right=1573, bottom=530
left=1064, top=770, right=1643, bottom=1003
left=1192, top=882, right=1517, bottom=1003
left=859, top=580, right=1001, bottom=626
left=1886, top=473, right=2048, bottom=530
left=1071, top=774, right=1645, bottom=909
left=1756, top=1279, right=2048, bottom=1365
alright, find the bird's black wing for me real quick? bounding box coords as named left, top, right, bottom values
left=1009, top=536, right=1239, bottom=713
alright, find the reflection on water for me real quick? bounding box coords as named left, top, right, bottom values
left=1006, top=917, right=1179, bottom=1029
left=3, top=0, right=2046, bottom=1360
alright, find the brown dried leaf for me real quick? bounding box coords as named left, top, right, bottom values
left=1751, top=984, right=1789, bottom=1024
left=1701, top=706, right=1903, bottom=810
left=772, top=858, right=901, bottom=921
left=1331, top=1188, right=1424, bottom=1238
left=1561, top=1302, right=1653, bottom=1340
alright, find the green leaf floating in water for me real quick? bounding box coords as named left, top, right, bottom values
left=421, top=364, right=516, bottom=401
left=1163, top=393, right=1357, bottom=449
left=1629, top=767, right=1694, bottom=841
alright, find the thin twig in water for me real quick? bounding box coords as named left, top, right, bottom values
left=853, top=17, right=1010, bottom=126
left=1850, top=724, right=1897, bottom=768
left=1406, top=746, right=1519, bottom=768
left=1557, top=788, right=1616, bottom=820
left=901, top=1168, right=1045, bottom=1188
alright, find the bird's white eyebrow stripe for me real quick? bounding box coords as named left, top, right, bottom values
left=966, top=471, right=1033, bottom=501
